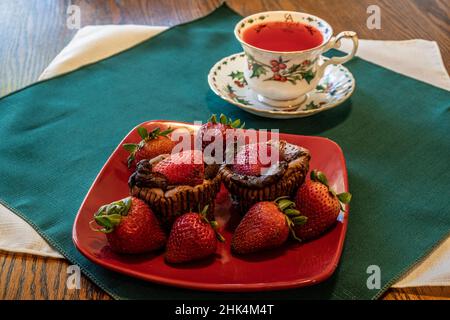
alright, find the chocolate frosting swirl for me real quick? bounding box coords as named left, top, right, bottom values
left=128, top=159, right=168, bottom=190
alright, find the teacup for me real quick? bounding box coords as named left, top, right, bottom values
left=234, top=11, right=358, bottom=108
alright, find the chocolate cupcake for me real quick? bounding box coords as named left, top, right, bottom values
left=220, top=140, right=310, bottom=213
left=129, top=150, right=221, bottom=228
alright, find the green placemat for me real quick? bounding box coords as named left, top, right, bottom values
left=0, top=4, right=449, bottom=300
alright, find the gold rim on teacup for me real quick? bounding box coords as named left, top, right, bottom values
left=234, top=11, right=358, bottom=109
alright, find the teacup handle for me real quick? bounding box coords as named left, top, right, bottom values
left=316, top=31, right=359, bottom=79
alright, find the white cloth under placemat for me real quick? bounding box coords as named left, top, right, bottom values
left=1, top=24, right=449, bottom=288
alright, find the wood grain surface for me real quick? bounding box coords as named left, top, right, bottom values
left=0, top=0, right=449, bottom=300
left=1, top=250, right=450, bottom=300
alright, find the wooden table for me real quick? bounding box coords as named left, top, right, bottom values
left=0, top=0, right=449, bottom=300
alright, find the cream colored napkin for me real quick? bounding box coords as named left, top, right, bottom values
left=1, top=24, right=449, bottom=288
left=340, top=39, right=449, bottom=91
left=39, top=25, right=167, bottom=80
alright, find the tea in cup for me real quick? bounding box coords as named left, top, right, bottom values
left=234, top=11, right=358, bottom=108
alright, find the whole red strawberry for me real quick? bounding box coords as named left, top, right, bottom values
left=90, top=197, right=166, bottom=254
left=123, top=126, right=175, bottom=169
left=294, top=170, right=352, bottom=240
left=152, top=150, right=204, bottom=186
left=165, top=206, right=225, bottom=264
left=232, top=197, right=307, bottom=254
left=232, top=142, right=279, bottom=176
left=197, top=114, right=244, bottom=159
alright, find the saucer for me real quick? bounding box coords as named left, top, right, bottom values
left=208, top=52, right=355, bottom=119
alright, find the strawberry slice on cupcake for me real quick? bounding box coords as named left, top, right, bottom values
left=152, top=150, right=204, bottom=186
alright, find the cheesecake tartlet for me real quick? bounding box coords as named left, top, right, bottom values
left=129, top=150, right=221, bottom=228
left=220, top=140, right=310, bottom=213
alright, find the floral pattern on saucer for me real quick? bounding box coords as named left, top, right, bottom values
left=246, top=54, right=318, bottom=84
left=208, top=52, right=355, bottom=119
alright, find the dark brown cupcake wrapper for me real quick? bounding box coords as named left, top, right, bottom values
left=131, top=175, right=221, bottom=228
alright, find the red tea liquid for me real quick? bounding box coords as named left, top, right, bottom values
left=242, top=21, right=323, bottom=52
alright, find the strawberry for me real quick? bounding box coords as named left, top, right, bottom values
left=196, top=114, right=244, bottom=159
left=231, top=197, right=307, bottom=254
left=232, top=142, right=279, bottom=176
left=123, top=126, right=175, bottom=169
left=152, top=150, right=204, bottom=186
left=294, top=170, right=352, bottom=240
left=165, top=206, right=225, bottom=264
left=90, top=197, right=166, bottom=254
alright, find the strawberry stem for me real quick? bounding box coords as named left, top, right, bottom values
left=122, top=143, right=138, bottom=153
left=137, top=127, right=148, bottom=140
left=209, top=219, right=225, bottom=243
left=92, top=214, right=123, bottom=233
left=284, top=208, right=301, bottom=216
left=274, top=195, right=289, bottom=202
left=290, top=229, right=302, bottom=242
left=148, top=127, right=174, bottom=140
left=123, top=127, right=174, bottom=168
left=310, top=170, right=329, bottom=187
left=274, top=196, right=297, bottom=212
left=209, top=114, right=218, bottom=123
left=231, top=119, right=241, bottom=128
left=310, top=169, right=352, bottom=206
left=210, top=220, right=218, bottom=229
left=292, top=216, right=307, bottom=226
left=275, top=197, right=308, bottom=242
left=200, top=205, right=209, bottom=219
left=285, top=216, right=302, bottom=242
left=216, top=233, right=226, bottom=243
left=90, top=197, right=132, bottom=233
left=206, top=113, right=244, bottom=128
left=337, top=192, right=352, bottom=204
left=198, top=205, right=225, bottom=243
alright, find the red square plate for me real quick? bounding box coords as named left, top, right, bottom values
left=73, top=120, right=349, bottom=292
